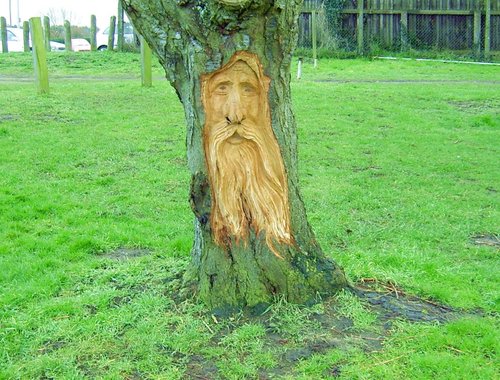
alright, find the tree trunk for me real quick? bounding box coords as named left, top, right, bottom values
left=122, top=0, right=348, bottom=313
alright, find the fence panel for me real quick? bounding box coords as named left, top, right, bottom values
left=492, top=15, right=500, bottom=49
left=298, top=0, right=500, bottom=61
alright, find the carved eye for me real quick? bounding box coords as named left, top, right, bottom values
left=215, top=83, right=230, bottom=95
left=241, top=83, right=257, bottom=96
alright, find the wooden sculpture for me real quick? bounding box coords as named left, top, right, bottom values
left=121, top=0, right=348, bottom=312
left=201, top=52, right=292, bottom=257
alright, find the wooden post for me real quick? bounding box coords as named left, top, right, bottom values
left=108, top=16, right=116, bottom=51
left=389, top=0, right=394, bottom=48
left=296, top=57, right=302, bottom=80
left=484, top=0, right=491, bottom=58
left=357, top=0, right=364, bottom=54
left=43, top=16, right=50, bottom=52
left=311, top=10, right=317, bottom=68
left=29, top=17, right=49, bottom=94
left=90, top=15, right=97, bottom=51
left=23, top=21, right=30, bottom=52
left=117, top=1, right=124, bottom=52
left=473, top=1, right=482, bottom=59
left=140, top=35, right=152, bottom=87
left=400, top=11, right=408, bottom=51
left=1, top=17, right=7, bottom=53
left=64, top=20, right=72, bottom=51
left=435, top=14, right=441, bottom=50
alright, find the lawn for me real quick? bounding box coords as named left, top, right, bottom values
left=0, top=52, right=498, bottom=379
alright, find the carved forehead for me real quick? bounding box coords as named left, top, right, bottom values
left=209, top=60, right=259, bottom=84
left=231, top=60, right=255, bottom=73
left=201, top=52, right=271, bottom=98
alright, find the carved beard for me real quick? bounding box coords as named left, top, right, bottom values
left=204, top=118, right=292, bottom=256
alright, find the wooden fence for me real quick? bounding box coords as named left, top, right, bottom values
left=299, top=0, right=500, bottom=58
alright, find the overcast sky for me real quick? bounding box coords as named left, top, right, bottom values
left=0, top=0, right=124, bottom=28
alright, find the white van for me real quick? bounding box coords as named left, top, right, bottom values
left=96, top=22, right=136, bottom=51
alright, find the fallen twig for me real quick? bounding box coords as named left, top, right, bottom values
left=202, top=319, right=214, bottom=334
left=367, top=354, right=406, bottom=368
left=446, top=345, right=465, bottom=354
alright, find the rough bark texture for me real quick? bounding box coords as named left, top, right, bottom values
left=122, top=0, right=348, bottom=312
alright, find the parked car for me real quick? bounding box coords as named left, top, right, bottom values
left=0, top=27, right=26, bottom=52
left=50, top=41, right=65, bottom=51
left=50, top=39, right=91, bottom=52
left=71, top=38, right=91, bottom=51
left=96, top=22, right=136, bottom=51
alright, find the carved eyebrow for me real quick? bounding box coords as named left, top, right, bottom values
left=240, top=81, right=258, bottom=90
left=210, top=80, right=232, bottom=92
left=215, top=80, right=231, bottom=87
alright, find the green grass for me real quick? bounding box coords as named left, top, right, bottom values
left=0, top=52, right=499, bottom=379
left=0, top=51, right=165, bottom=76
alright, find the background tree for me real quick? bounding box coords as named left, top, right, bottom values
left=46, top=8, right=76, bottom=26
left=121, top=0, right=348, bottom=313
left=49, top=25, right=91, bottom=42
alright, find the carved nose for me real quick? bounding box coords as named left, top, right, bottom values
left=225, top=91, right=244, bottom=124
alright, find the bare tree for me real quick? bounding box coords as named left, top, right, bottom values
left=46, top=8, right=77, bottom=26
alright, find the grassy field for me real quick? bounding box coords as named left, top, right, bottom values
left=0, top=52, right=499, bottom=379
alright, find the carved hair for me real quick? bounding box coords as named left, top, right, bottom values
left=201, top=51, right=292, bottom=256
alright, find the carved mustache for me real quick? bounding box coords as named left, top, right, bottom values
left=210, top=119, right=261, bottom=143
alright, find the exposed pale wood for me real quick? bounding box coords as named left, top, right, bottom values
left=201, top=52, right=292, bottom=258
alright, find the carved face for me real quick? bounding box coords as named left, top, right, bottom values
left=201, top=52, right=292, bottom=257
left=206, top=61, right=261, bottom=144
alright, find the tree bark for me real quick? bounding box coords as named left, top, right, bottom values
left=122, top=0, right=348, bottom=313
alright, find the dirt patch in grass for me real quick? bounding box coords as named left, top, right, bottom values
left=38, top=339, right=67, bottom=355
left=0, top=114, right=18, bottom=123
left=101, top=247, right=153, bottom=260
left=448, top=100, right=500, bottom=113
left=69, top=258, right=486, bottom=379
left=181, top=279, right=476, bottom=379
left=186, top=355, right=219, bottom=380
left=353, top=279, right=461, bottom=323
left=75, top=250, right=486, bottom=379
left=470, top=234, right=500, bottom=248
